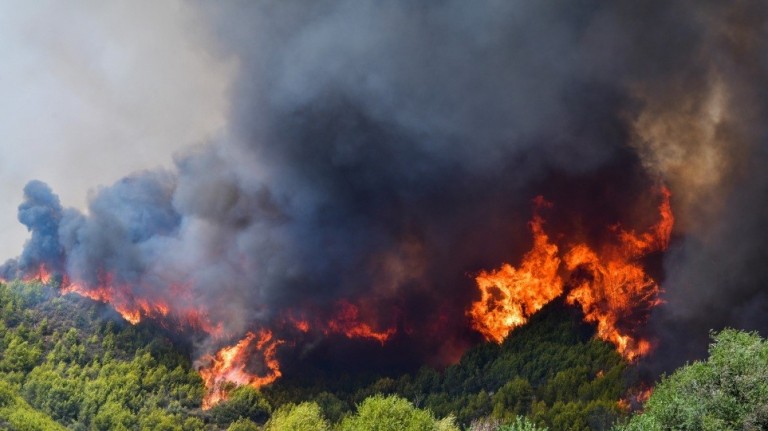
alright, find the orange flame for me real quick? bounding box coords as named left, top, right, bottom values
left=619, top=385, right=654, bottom=411
left=467, top=206, right=563, bottom=343
left=22, top=264, right=53, bottom=284
left=284, top=302, right=397, bottom=343
left=292, top=318, right=311, bottom=333
left=60, top=276, right=222, bottom=335
left=325, top=301, right=396, bottom=345
left=565, top=187, right=673, bottom=361
left=199, top=329, right=283, bottom=409
left=468, top=187, right=674, bottom=361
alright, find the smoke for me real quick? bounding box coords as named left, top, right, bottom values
left=3, top=0, right=768, bottom=373
left=0, top=0, right=233, bottom=258
left=0, top=181, right=65, bottom=280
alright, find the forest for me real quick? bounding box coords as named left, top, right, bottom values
left=2, top=279, right=766, bottom=430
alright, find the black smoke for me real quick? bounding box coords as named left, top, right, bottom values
left=3, top=0, right=768, bottom=373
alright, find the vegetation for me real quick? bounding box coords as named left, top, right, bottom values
left=337, top=395, right=459, bottom=431
left=0, top=379, right=65, bottom=431
left=265, top=301, right=630, bottom=430
left=0, top=280, right=204, bottom=430
left=16, top=279, right=762, bottom=430
left=615, top=329, right=768, bottom=431
left=265, top=402, right=330, bottom=431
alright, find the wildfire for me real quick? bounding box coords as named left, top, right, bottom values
left=284, top=301, right=396, bottom=344
left=325, top=301, right=396, bottom=345
left=619, top=385, right=654, bottom=411
left=199, top=330, right=283, bottom=409
left=23, top=265, right=54, bottom=284
left=565, top=187, right=673, bottom=360
left=467, top=202, right=563, bottom=343
left=60, top=276, right=222, bottom=335
left=468, top=187, right=674, bottom=360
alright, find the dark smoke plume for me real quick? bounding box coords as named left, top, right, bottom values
left=4, top=0, right=768, bottom=373
left=1, top=180, right=65, bottom=279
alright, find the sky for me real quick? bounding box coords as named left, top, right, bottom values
left=0, top=0, right=234, bottom=258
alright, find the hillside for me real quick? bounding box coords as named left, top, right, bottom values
left=0, top=279, right=636, bottom=430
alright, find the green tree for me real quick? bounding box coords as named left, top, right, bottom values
left=138, top=408, right=182, bottom=431
left=265, top=402, right=330, bottom=431
left=227, top=418, right=261, bottom=431
left=616, top=329, right=768, bottom=431
left=339, top=395, right=459, bottom=431
left=0, top=337, right=41, bottom=372
left=92, top=401, right=135, bottom=431
left=210, top=385, right=272, bottom=425
left=500, top=416, right=549, bottom=431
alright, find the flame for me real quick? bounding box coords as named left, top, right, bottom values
left=565, top=187, right=673, bottom=361
left=325, top=301, right=396, bottom=345
left=284, top=302, right=397, bottom=343
left=21, top=264, right=53, bottom=284
left=199, top=330, right=283, bottom=409
left=60, top=276, right=222, bottom=335
left=468, top=188, right=674, bottom=360
left=57, top=273, right=394, bottom=409
left=467, top=204, right=563, bottom=343
left=619, top=385, right=654, bottom=411
left=293, top=318, right=311, bottom=333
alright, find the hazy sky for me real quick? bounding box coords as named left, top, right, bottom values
left=0, top=1, right=234, bottom=258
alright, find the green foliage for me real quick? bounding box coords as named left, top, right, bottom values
left=266, top=301, right=629, bottom=430
left=500, top=416, right=550, bottom=431
left=339, top=394, right=459, bottom=431
left=265, top=401, right=330, bottom=431
left=210, top=385, right=272, bottom=425
left=228, top=417, right=261, bottom=431
left=0, top=337, right=41, bottom=372
left=0, top=379, right=66, bottom=431
left=0, top=280, right=633, bottom=431
left=0, top=280, right=205, bottom=430
left=312, top=391, right=349, bottom=423
left=616, top=329, right=768, bottom=431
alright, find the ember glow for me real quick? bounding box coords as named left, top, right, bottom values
left=469, top=188, right=674, bottom=360
left=325, top=301, right=397, bottom=345
left=198, top=330, right=283, bottom=410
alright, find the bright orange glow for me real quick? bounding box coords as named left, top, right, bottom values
left=467, top=204, right=563, bottom=343
left=325, top=301, right=396, bottom=345
left=468, top=187, right=674, bottom=361
left=60, top=277, right=223, bottom=335
left=565, top=187, right=673, bottom=361
left=199, top=330, right=283, bottom=409
left=619, top=385, right=654, bottom=411
left=293, top=319, right=310, bottom=333
left=22, top=265, right=53, bottom=284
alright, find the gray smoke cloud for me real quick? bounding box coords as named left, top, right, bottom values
left=3, top=0, right=768, bottom=370
left=0, top=0, right=233, bottom=258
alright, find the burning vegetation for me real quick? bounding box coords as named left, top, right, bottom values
left=198, top=330, right=283, bottom=410
left=469, top=187, right=673, bottom=361
left=0, top=185, right=675, bottom=407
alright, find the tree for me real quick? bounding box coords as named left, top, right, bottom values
left=500, top=416, right=549, bottom=431
left=339, top=395, right=459, bottom=431
left=0, top=337, right=41, bottom=372
left=210, top=386, right=272, bottom=426
left=265, top=402, right=330, bottom=431
left=615, top=329, right=768, bottom=431
left=228, top=418, right=261, bottom=431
